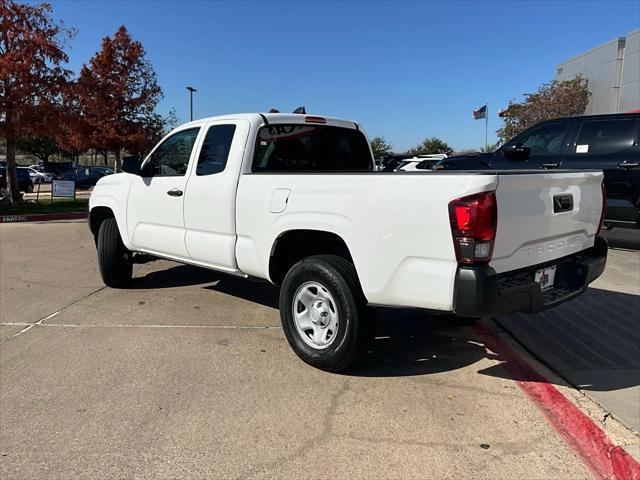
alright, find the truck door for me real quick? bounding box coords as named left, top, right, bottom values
left=127, top=127, right=201, bottom=258
left=561, top=116, right=639, bottom=226
left=183, top=119, right=249, bottom=271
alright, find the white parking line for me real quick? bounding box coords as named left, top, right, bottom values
left=1, top=322, right=282, bottom=330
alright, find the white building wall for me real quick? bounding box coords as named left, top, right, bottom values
left=618, top=29, right=640, bottom=112
left=554, top=29, right=640, bottom=114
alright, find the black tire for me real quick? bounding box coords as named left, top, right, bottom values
left=279, top=255, right=372, bottom=372
left=97, top=218, right=132, bottom=288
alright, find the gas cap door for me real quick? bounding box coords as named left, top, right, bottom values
left=269, top=188, right=291, bottom=213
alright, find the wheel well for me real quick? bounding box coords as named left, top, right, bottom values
left=269, top=230, right=354, bottom=285
left=89, top=207, right=115, bottom=238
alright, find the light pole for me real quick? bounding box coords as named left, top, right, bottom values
left=186, top=86, right=197, bottom=121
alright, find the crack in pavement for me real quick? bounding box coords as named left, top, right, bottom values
left=237, top=379, right=352, bottom=480
left=0, top=286, right=107, bottom=345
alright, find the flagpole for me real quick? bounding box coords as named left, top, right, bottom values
left=485, top=102, right=489, bottom=151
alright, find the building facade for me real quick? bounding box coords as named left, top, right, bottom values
left=555, top=29, right=639, bottom=115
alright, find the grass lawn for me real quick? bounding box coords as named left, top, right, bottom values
left=0, top=199, right=89, bottom=216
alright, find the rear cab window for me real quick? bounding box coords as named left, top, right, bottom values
left=252, top=124, right=373, bottom=172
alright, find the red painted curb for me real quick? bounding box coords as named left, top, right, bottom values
left=475, top=323, right=640, bottom=480
left=0, top=212, right=88, bottom=224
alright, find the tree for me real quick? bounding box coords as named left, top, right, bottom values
left=479, top=141, right=501, bottom=153
left=0, top=1, right=74, bottom=203
left=497, top=76, right=590, bottom=143
left=77, top=25, right=162, bottom=170
left=16, top=135, right=59, bottom=164
left=408, top=137, right=454, bottom=156
left=370, top=136, right=393, bottom=158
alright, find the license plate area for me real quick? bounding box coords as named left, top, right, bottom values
left=535, top=266, right=557, bottom=291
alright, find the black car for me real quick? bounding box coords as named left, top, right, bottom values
left=61, top=167, right=112, bottom=189
left=436, top=113, right=640, bottom=229
left=0, top=166, right=34, bottom=193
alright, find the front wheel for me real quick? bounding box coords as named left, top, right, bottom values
left=97, top=218, right=132, bottom=288
left=279, top=255, right=372, bottom=372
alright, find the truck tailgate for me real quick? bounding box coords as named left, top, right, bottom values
left=490, top=171, right=603, bottom=273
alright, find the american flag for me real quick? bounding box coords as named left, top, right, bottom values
left=473, top=105, right=487, bottom=120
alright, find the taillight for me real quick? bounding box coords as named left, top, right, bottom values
left=448, top=191, right=497, bottom=265
left=596, top=181, right=606, bottom=235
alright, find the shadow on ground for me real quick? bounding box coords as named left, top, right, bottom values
left=130, top=264, right=489, bottom=378
left=128, top=263, right=639, bottom=398
left=603, top=228, right=640, bottom=251
left=491, top=287, right=640, bottom=391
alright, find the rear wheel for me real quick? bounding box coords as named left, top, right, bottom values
left=97, top=218, right=132, bottom=288
left=279, top=255, right=372, bottom=372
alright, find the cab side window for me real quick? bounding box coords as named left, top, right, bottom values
left=574, top=119, right=636, bottom=155
left=196, top=124, right=236, bottom=175
left=144, top=128, right=200, bottom=177
left=514, top=122, right=569, bottom=156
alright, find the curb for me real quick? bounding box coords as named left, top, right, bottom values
left=475, top=322, right=640, bottom=480
left=0, top=212, right=88, bottom=224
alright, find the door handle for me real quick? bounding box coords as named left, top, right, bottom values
left=541, top=163, right=560, bottom=169
left=618, top=161, right=639, bottom=169
left=167, top=188, right=183, bottom=197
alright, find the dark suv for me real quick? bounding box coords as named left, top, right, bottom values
left=0, top=166, right=34, bottom=193
left=437, top=113, right=640, bottom=229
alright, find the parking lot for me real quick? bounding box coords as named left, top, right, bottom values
left=1, top=221, right=638, bottom=479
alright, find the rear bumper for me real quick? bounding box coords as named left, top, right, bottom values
left=453, top=236, right=608, bottom=318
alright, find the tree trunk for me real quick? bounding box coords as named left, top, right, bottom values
left=102, top=151, right=108, bottom=166
left=114, top=148, right=121, bottom=172
left=5, top=112, right=22, bottom=204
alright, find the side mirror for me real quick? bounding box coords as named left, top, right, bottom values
left=502, top=143, right=531, bottom=161
left=122, top=156, right=142, bottom=175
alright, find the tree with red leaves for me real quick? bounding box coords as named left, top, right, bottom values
left=0, top=0, right=74, bottom=203
left=77, top=25, right=162, bottom=170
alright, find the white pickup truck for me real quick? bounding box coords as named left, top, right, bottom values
left=89, top=112, right=608, bottom=371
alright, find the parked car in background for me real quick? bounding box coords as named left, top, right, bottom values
left=93, top=166, right=115, bottom=176
left=61, top=167, right=113, bottom=189
left=0, top=166, right=34, bottom=193
left=24, top=166, right=53, bottom=184
left=436, top=113, right=640, bottom=229
left=400, top=154, right=448, bottom=171
left=89, top=112, right=607, bottom=372
left=46, top=162, right=75, bottom=178
left=380, top=154, right=448, bottom=172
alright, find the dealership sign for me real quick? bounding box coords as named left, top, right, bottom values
left=52, top=180, right=75, bottom=199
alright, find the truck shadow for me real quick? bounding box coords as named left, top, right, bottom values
left=130, top=263, right=279, bottom=308
left=131, top=263, right=639, bottom=394
left=351, top=309, right=489, bottom=378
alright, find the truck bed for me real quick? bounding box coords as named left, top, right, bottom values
left=235, top=169, right=604, bottom=311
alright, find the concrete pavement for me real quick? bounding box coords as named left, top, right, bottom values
left=0, top=221, right=636, bottom=479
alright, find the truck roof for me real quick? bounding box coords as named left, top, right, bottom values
left=180, top=112, right=359, bottom=130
